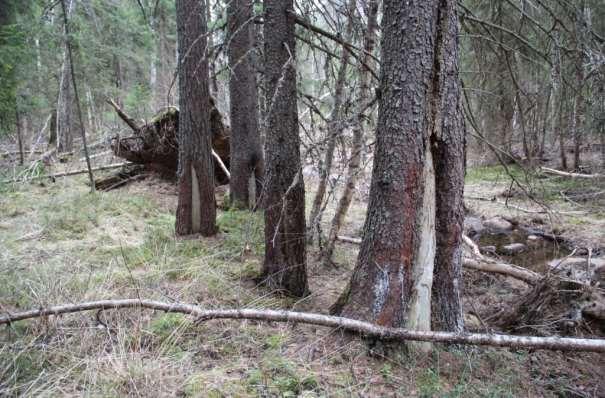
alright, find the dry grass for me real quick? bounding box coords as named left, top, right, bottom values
left=1, top=167, right=604, bottom=397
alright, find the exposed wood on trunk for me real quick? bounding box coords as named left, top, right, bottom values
left=2, top=299, right=605, bottom=352
left=108, top=98, right=231, bottom=185
left=228, top=0, right=264, bottom=209
left=333, top=0, right=465, bottom=336
left=175, top=0, right=217, bottom=237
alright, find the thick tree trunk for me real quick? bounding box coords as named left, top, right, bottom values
left=262, top=0, right=308, bottom=297
left=322, top=0, right=378, bottom=265
left=175, top=0, right=217, bottom=237
left=56, top=0, right=75, bottom=154
left=228, top=0, right=264, bottom=209
left=332, top=0, right=465, bottom=340
left=307, top=0, right=356, bottom=244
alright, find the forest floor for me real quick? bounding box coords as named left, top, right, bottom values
left=1, top=157, right=605, bottom=397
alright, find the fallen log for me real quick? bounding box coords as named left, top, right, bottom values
left=94, top=164, right=146, bottom=191
left=107, top=98, right=230, bottom=185
left=540, top=167, right=602, bottom=179
left=1, top=299, right=604, bottom=352
left=2, top=162, right=131, bottom=184
left=461, top=234, right=542, bottom=284
left=336, top=235, right=542, bottom=284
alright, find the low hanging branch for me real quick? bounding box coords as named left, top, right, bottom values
left=1, top=299, right=605, bottom=352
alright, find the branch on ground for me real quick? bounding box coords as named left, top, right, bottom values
left=1, top=299, right=605, bottom=352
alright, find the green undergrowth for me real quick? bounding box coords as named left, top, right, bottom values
left=466, top=164, right=603, bottom=206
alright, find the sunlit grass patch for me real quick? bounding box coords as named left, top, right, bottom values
left=465, top=164, right=525, bottom=184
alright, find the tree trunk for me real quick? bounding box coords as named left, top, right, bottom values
left=571, top=5, right=586, bottom=172
left=307, top=0, right=356, bottom=244
left=228, top=0, right=264, bottom=209
left=322, top=0, right=378, bottom=265
left=571, top=53, right=584, bottom=171
left=56, top=0, right=75, bottom=154
left=175, top=0, right=217, bottom=237
left=15, top=105, right=24, bottom=165
left=332, top=0, right=465, bottom=341
left=262, top=0, right=308, bottom=297
left=206, top=0, right=219, bottom=96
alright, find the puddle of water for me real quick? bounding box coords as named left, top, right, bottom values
left=476, top=230, right=571, bottom=273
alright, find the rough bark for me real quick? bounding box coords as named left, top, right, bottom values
left=307, top=0, right=356, bottom=244
left=108, top=99, right=231, bottom=185
left=262, top=0, right=308, bottom=297
left=175, top=0, right=217, bottom=237
left=551, top=30, right=567, bottom=170
left=228, top=0, right=264, bottom=209
left=332, top=0, right=465, bottom=337
left=56, top=0, right=76, bottom=154
left=571, top=49, right=585, bottom=171
left=572, top=5, right=588, bottom=172
left=322, top=0, right=378, bottom=265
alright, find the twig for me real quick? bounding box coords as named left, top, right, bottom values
left=2, top=299, right=605, bottom=352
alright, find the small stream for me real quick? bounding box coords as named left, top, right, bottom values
left=476, top=229, right=571, bottom=273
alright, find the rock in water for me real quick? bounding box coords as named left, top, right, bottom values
left=464, top=217, right=484, bottom=237
left=484, top=216, right=513, bottom=233
left=500, top=243, right=527, bottom=255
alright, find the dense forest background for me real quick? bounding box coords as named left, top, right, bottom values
left=1, top=0, right=603, bottom=170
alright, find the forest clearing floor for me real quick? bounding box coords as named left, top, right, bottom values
left=1, top=161, right=605, bottom=397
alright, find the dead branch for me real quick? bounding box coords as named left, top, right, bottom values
left=2, top=162, right=131, bottom=184
left=337, top=235, right=542, bottom=285
left=1, top=299, right=605, bottom=352
left=540, top=167, right=603, bottom=179
left=212, top=149, right=230, bottom=180
left=106, top=98, right=141, bottom=132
